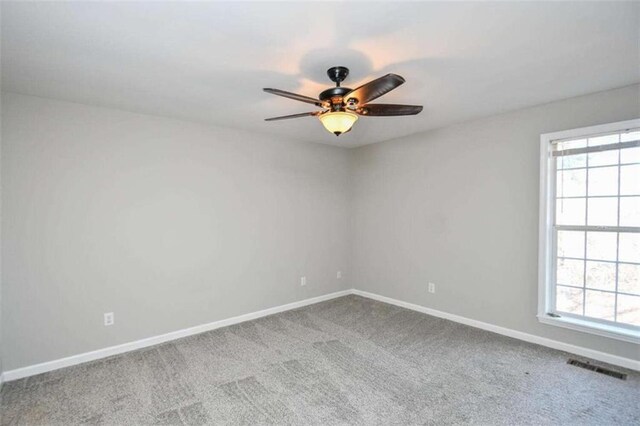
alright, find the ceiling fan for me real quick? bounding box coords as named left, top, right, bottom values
left=263, top=66, right=423, bottom=136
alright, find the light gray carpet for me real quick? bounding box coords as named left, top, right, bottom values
left=2, top=295, right=639, bottom=425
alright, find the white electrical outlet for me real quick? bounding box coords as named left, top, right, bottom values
left=428, top=282, right=436, bottom=294
left=300, top=276, right=307, bottom=286
left=337, top=271, right=342, bottom=279
left=104, top=312, right=114, bottom=326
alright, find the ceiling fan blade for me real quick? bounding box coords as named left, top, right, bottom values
left=357, top=104, right=423, bottom=116
left=263, top=88, right=325, bottom=107
left=343, top=74, right=405, bottom=105
left=264, top=111, right=320, bottom=121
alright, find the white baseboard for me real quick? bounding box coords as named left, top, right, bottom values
left=352, top=289, right=640, bottom=372
left=2, top=290, right=351, bottom=382
left=4, top=287, right=638, bottom=382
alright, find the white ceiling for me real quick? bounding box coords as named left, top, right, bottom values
left=2, top=1, right=639, bottom=148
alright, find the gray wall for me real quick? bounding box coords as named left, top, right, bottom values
left=350, top=84, right=640, bottom=361
left=1, top=93, right=350, bottom=370
left=3, top=85, right=639, bottom=372
left=0, top=89, right=3, bottom=381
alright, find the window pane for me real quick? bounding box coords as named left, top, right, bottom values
left=556, top=286, right=583, bottom=315
left=556, top=198, right=585, bottom=225
left=556, top=154, right=586, bottom=169
left=548, top=128, right=640, bottom=329
left=620, top=197, right=640, bottom=227
left=557, top=230, right=584, bottom=259
left=588, top=166, right=618, bottom=196
left=620, top=131, right=640, bottom=143
left=618, top=263, right=640, bottom=295
left=556, top=169, right=586, bottom=197
left=588, top=150, right=618, bottom=167
left=617, top=294, right=640, bottom=326
left=621, top=147, right=640, bottom=164
left=557, top=258, right=584, bottom=286
left=589, top=134, right=619, bottom=147
left=586, top=232, right=617, bottom=261
left=584, top=290, right=615, bottom=321
left=585, top=261, right=616, bottom=291
left=587, top=197, right=617, bottom=226
left=620, top=164, right=640, bottom=195
left=619, top=233, right=640, bottom=264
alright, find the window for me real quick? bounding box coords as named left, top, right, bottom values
left=539, top=119, right=640, bottom=343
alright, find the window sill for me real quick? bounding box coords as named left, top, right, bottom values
left=538, top=315, right=640, bottom=344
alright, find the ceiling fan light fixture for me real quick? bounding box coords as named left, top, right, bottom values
left=319, top=111, right=358, bottom=136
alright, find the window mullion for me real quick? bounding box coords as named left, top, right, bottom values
left=614, top=139, right=621, bottom=323
left=582, top=142, right=589, bottom=317
left=550, top=154, right=558, bottom=316
left=555, top=225, right=640, bottom=233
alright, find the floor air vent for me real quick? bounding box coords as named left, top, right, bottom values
left=567, top=359, right=627, bottom=380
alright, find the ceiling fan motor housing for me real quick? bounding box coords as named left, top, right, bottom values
left=319, top=87, right=352, bottom=111
left=319, top=86, right=351, bottom=101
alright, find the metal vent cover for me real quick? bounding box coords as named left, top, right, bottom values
left=567, top=359, right=627, bottom=380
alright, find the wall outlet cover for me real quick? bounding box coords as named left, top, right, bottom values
left=104, top=312, right=114, bottom=326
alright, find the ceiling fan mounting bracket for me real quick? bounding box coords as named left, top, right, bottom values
left=327, top=66, right=349, bottom=86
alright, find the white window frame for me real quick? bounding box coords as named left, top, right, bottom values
left=538, top=118, right=640, bottom=344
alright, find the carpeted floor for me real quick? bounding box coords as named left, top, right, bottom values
left=1, top=295, right=639, bottom=425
